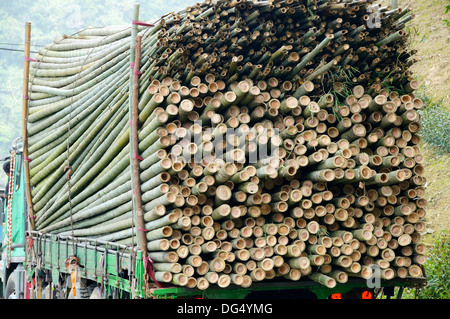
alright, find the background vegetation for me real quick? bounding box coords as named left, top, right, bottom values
left=416, top=230, right=450, bottom=299
left=399, top=230, right=450, bottom=299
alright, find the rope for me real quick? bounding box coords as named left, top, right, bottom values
left=143, top=257, right=165, bottom=289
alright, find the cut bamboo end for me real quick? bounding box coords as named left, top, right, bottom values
left=309, top=273, right=336, bottom=288
left=250, top=268, right=266, bottom=282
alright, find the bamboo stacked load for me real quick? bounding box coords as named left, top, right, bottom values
left=26, top=0, right=426, bottom=290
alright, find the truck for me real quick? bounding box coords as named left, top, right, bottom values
left=0, top=139, right=427, bottom=299
left=0, top=0, right=429, bottom=300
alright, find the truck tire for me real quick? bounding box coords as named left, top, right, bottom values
left=5, top=274, right=23, bottom=299
left=89, top=286, right=104, bottom=299
left=67, top=284, right=95, bottom=299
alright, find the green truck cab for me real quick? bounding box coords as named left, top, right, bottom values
left=0, top=138, right=427, bottom=300
left=0, top=138, right=27, bottom=298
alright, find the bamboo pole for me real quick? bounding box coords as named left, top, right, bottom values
left=22, top=21, right=35, bottom=230
left=130, top=30, right=148, bottom=256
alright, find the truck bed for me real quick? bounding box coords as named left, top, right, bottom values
left=25, top=231, right=427, bottom=299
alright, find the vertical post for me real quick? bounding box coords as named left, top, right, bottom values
left=22, top=22, right=35, bottom=230
left=132, top=35, right=147, bottom=256
left=128, top=3, right=147, bottom=256
left=129, top=3, right=139, bottom=250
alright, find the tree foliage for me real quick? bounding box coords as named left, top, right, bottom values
left=416, top=231, right=450, bottom=299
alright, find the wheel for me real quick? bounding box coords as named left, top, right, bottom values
left=5, top=275, right=16, bottom=299
left=89, top=286, right=104, bottom=299
left=5, top=273, right=23, bottom=299
left=67, top=283, right=96, bottom=299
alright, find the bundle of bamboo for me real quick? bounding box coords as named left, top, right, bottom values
left=26, top=0, right=426, bottom=290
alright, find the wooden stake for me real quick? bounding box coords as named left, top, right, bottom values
left=22, top=22, right=35, bottom=230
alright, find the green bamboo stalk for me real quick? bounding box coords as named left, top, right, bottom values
left=36, top=145, right=130, bottom=227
